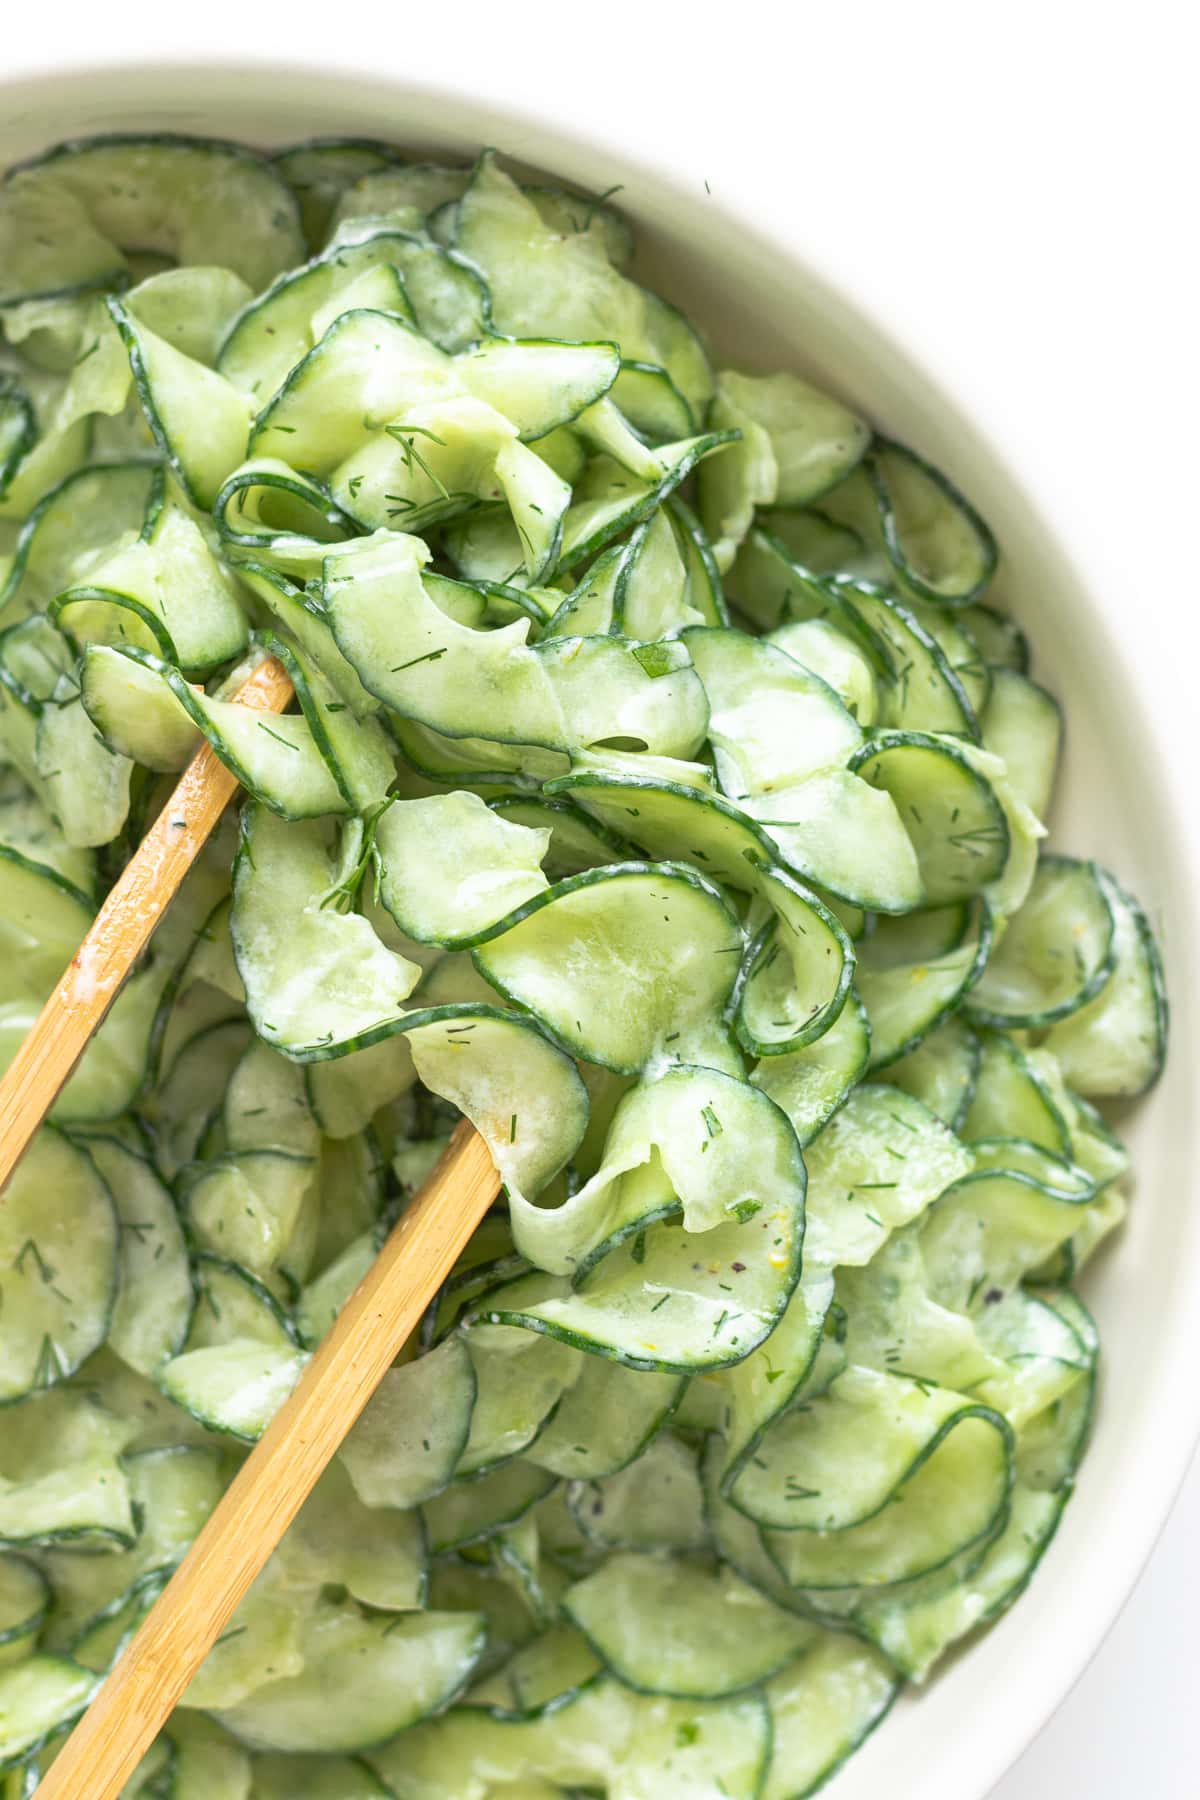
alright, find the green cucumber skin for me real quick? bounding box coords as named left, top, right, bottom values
left=0, top=459, right=160, bottom=622
left=1119, top=877, right=1170, bottom=1092
left=966, top=856, right=1119, bottom=1030
left=0, top=377, right=37, bottom=500
left=556, top=430, right=741, bottom=574
left=863, top=904, right=995, bottom=1071
left=867, top=436, right=999, bottom=609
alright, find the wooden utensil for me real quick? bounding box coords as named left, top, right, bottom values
left=0, top=652, right=293, bottom=1189
left=0, top=655, right=500, bottom=1797
left=35, top=1119, right=498, bottom=1800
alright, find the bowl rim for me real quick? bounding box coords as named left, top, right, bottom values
left=2, top=49, right=1199, bottom=1799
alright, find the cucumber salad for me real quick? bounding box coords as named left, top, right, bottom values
left=0, top=135, right=1168, bottom=1798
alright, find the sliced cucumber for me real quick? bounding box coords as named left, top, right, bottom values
left=526, top=1357, right=682, bottom=1480
left=821, top=439, right=997, bottom=607
left=423, top=1463, right=557, bottom=1555
left=477, top=1176, right=804, bottom=1375
left=801, top=1081, right=974, bottom=1269
left=272, top=137, right=408, bottom=247
left=39, top=1445, right=223, bottom=1652
left=340, top=1336, right=476, bottom=1509
left=850, top=731, right=1008, bottom=904
left=474, top=864, right=742, bottom=1073
left=0, top=1128, right=118, bottom=1400
left=0, top=1386, right=136, bottom=1548
left=683, top=624, right=862, bottom=791
left=0, top=1655, right=96, bottom=1770
left=857, top=900, right=992, bottom=1067
left=752, top=986, right=871, bottom=1145
left=76, top=1132, right=193, bottom=1375
left=568, top=1433, right=708, bottom=1554
left=564, top=1552, right=813, bottom=1697
left=106, top=299, right=254, bottom=511
left=967, top=855, right=1117, bottom=1027
left=55, top=485, right=249, bottom=673
left=981, top=667, right=1062, bottom=821
left=1042, top=875, right=1168, bottom=1095
left=454, top=153, right=713, bottom=419
left=886, top=1014, right=981, bottom=1129
left=33, top=680, right=132, bottom=849
left=761, top=1635, right=898, bottom=1799
left=506, top=1062, right=805, bottom=1282
left=0, top=1556, right=48, bottom=1670
left=762, top=1395, right=1011, bottom=1589
left=1, top=459, right=159, bottom=624
left=699, top=369, right=868, bottom=567
left=216, top=1604, right=484, bottom=1753
left=126, top=264, right=254, bottom=368
left=159, top=1340, right=309, bottom=1443
left=961, top=1030, right=1072, bottom=1155
left=458, top=1329, right=580, bottom=1477
left=375, top=790, right=549, bottom=947
left=557, top=437, right=736, bottom=573
left=0, top=764, right=94, bottom=894
left=324, top=531, right=708, bottom=758
left=5, top=135, right=303, bottom=297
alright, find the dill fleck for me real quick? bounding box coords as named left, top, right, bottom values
left=384, top=423, right=450, bottom=499
left=582, top=183, right=625, bottom=229
left=257, top=722, right=299, bottom=751
left=390, top=648, right=448, bottom=673
left=14, top=1239, right=55, bottom=1283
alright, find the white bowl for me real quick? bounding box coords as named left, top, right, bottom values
left=3, top=57, right=1198, bottom=1800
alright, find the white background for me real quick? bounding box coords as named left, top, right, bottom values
left=5, top=3, right=1198, bottom=1792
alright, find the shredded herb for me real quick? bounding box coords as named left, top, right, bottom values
left=257, top=722, right=299, bottom=751
left=390, top=647, right=448, bottom=673
left=384, top=422, right=450, bottom=499
left=729, top=1199, right=761, bottom=1223
left=14, top=1239, right=55, bottom=1282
